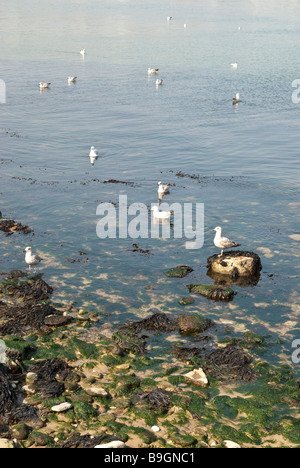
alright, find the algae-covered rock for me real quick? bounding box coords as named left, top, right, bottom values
left=178, top=314, right=214, bottom=335
left=178, top=297, right=195, bottom=306
left=187, top=284, right=235, bottom=302
left=164, top=265, right=194, bottom=278
left=207, top=251, right=262, bottom=279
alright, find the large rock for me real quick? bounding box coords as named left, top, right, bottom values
left=178, top=314, right=214, bottom=334
left=207, top=251, right=262, bottom=279
left=164, top=265, right=193, bottom=278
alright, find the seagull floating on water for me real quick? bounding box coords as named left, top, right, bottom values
left=158, top=181, right=170, bottom=197
left=156, top=79, right=163, bottom=86
left=89, top=146, right=98, bottom=158
left=40, top=82, right=51, bottom=90
left=24, top=247, right=43, bottom=271
left=80, top=49, right=86, bottom=56
left=167, top=16, right=172, bottom=21
left=232, top=93, right=240, bottom=105
left=151, top=205, right=172, bottom=220
left=213, top=226, right=241, bottom=257
left=230, top=63, right=238, bottom=69
left=148, top=68, right=159, bottom=75
left=68, top=76, right=77, bottom=84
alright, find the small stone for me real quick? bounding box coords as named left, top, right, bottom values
left=94, top=440, right=126, bottom=449
left=26, top=372, right=38, bottom=385
left=164, top=265, right=194, bottom=278
left=51, top=402, right=73, bottom=413
left=184, top=368, right=209, bottom=387
left=151, top=426, right=161, bottom=433
left=223, top=440, right=241, bottom=449
left=22, top=385, right=36, bottom=395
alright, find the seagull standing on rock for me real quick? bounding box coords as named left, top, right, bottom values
left=24, top=247, right=43, bottom=271
left=213, top=226, right=241, bottom=257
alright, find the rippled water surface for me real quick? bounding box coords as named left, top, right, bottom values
left=0, top=0, right=299, bottom=373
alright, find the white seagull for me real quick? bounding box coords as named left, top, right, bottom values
left=156, top=79, right=163, bottom=86
left=151, top=205, right=172, bottom=220
left=80, top=49, right=86, bottom=56
left=148, top=68, right=159, bottom=75
left=233, top=93, right=240, bottom=105
left=167, top=16, right=172, bottom=21
left=24, top=247, right=43, bottom=271
left=40, top=82, right=51, bottom=90
left=68, top=76, right=77, bottom=84
left=158, top=181, right=170, bottom=197
left=89, top=146, right=98, bottom=157
left=230, top=63, right=238, bottom=69
left=213, top=226, right=241, bottom=257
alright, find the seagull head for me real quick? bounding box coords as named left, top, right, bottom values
left=24, top=247, right=32, bottom=253
left=213, top=226, right=222, bottom=233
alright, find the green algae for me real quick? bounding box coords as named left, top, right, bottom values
left=72, top=401, right=98, bottom=421
left=164, top=266, right=194, bottom=278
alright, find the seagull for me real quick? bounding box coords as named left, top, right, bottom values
left=156, top=79, right=163, bottom=86
left=232, top=93, right=240, bottom=105
left=230, top=63, right=238, bottom=69
left=158, top=181, right=170, bottom=197
left=89, top=146, right=98, bottom=157
left=167, top=16, right=172, bottom=21
left=68, top=76, right=77, bottom=84
left=24, top=247, right=43, bottom=271
left=40, top=82, right=51, bottom=90
left=213, top=226, right=241, bottom=257
left=80, top=49, right=86, bottom=56
left=148, top=68, right=159, bottom=75
left=151, top=205, right=172, bottom=220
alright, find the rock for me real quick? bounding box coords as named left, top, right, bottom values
left=0, top=438, right=15, bottom=449
left=26, top=372, right=38, bottom=385
left=22, top=384, right=36, bottom=395
left=11, top=423, right=30, bottom=441
left=85, top=386, right=109, bottom=398
left=223, top=440, right=242, bottom=449
left=207, top=251, right=262, bottom=278
left=44, top=315, right=71, bottom=327
left=95, top=440, right=126, bottom=449
left=187, top=284, right=235, bottom=302
left=51, top=402, right=73, bottom=413
left=184, top=368, right=209, bottom=387
left=178, top=314, right=214, bottom=334
left=178, top=297, right=195, bottom=306
left=151, top=426, right=161, bottom=433
left=164, top=265, right=194, bottom=278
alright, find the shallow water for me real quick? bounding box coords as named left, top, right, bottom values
left=0, top=0, right=299, bottom=375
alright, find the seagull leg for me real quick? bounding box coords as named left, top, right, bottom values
left=218, top=250, right=224, bottom=257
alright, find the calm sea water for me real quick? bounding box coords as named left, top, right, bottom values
left=0, top=0, right=299, bottom=372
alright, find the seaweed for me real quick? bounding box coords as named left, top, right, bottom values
left=120, top=312, right=178, bottom=334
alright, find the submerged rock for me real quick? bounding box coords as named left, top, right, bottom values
left=207, top=251, right=262, bottom=279
left=178, top=314, right=214, bottom=335
left=164, top=265, right=194, bottom=278
left=178, top=297, right=195, bottom=306
left=187, top=284, right=235, bottom=302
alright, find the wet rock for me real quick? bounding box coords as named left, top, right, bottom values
left=187, top=284, right=235, bottom=302
left=44, top=315, right=71, bottom=327
left=184, top=368, right=209, bottom=387
left=178, top=314, right=214, bottom=335
left=164, top=265, right=194, bottom=278
left=85, top=386, right=109, bottom=398
left=0, top=218, right=33, bottom=236
left=207, top=251, right=262, bottom=279
left=132, top=388, right=173, bottom=414
left=120, top=312, right=178, bottom=334
left=178, top=297, right=195, bottom=306
left=0, top=304, right=61, bottom=336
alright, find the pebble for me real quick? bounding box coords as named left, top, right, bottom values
left=151, top=426, right=161, bottom=433
left=184, top=368, right=209, bottom=387
left=223, top=440, right=242, bottom=449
